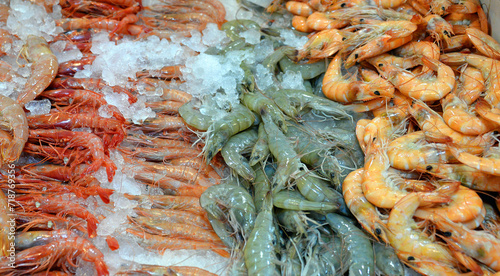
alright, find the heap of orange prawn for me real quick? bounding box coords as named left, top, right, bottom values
left=279, top=0, right=500, bottom=274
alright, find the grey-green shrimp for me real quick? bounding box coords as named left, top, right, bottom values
left=326, top=213, right=375, bottom=276
left=249, top=124, right=270, bottom=166
left=252, top=164, right=274, bottom=213
left=373, top=241, right=404, bottom=276
left=274, top=190, right=339, bottom=212
left=278, top=56, right=327, bottom=80
left=178, top=98, right=213, bottom=131
left=265, top=87, right=299, bottom=118
left=262, top=46, right=296, bottom=73
left=204, top=104, right=256, bottom=163
left=282, top=89, right=351, bottom=119
left=221, top=128, right=258, bottom=181
left=199, top=183, right=256, bottom=240
left=294, top=171, right=343, bottom=210
left=221, top=19, right=261, bottom=41
left=241, top=90, right=287, bottom=131
left=276, top=209, right=310, bottom=235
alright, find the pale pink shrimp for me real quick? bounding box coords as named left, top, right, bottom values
left=17, top=35, right=58, bottom=106
left=387, top=131, right=454, bottom=170
left=442, top=93, right=497, bottom=135
left=0, top=95, right=29, bottom=165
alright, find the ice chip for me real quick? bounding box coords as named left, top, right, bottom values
left=25, top=98, right=51, bottom=115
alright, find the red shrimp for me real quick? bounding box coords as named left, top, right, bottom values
left=28, top=113, right=125, bottom=149
left=11, top=235, right=108, bottom=275
left=56, top=14, right=140, bottom=36
left=57, top=55, right=96, bottom=77
left=28, top=129, right=117, bottom=182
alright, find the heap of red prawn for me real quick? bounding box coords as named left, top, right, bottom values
left=0, top=0, right=228, bottom=275
left=277, top=0, right=500, bottom=274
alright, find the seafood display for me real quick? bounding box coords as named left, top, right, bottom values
left=0, top=0, right=498, bottom=275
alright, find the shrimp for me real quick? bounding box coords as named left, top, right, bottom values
left=17, top=35, right=58, bottom=106
left=221, top=128, right=258, bottom=181
left=393, top=41, right=440, bottom=72
left=179, top=99, right=213, bottom=131
left=133, top=172, right=208, bottom=198
left=17, top=194, right=99, bottom=238
left=455, top=66, right=485, bottom=105
left=362, top=147, right=453, bottom=208
left=244, top=207, right=280, bottom=276
left=120, top=146, right=202, bottom=162
left=295, top=170, right=344, bottom=207
left=200, top=183, right=256, bottom=239
left=305, top=11, right=349, bottom=31
left=135, top=115, right=186, bottom=132
left=128, top=216, right=223, bottom=243
left=169, top=156, right=221, bottom=180
left=414, top=185, right=484, bottom=224
left=292, top=15, right=313, bottom=32
left=0, top=190, right=9, bottom=257
left=124, top=194, right=206, bottom=216
left=325, top=212, right=375, bottom=276
left=249, top=124, right=270, bottom=166
left=475, top=97, right=500, bottom=126
left=282, top=89, right=350, bottom=118
left=346, top=97, right=388, bottom=113
left=204, top=104, right=256, bottom=163
left=9, top=236, right=108, bottom=276
left=15, top=229, right=77, bottom=251
left=342, top=169, right=389, bottom=243
left=421, top=163, right=500, bottom=192
left=29, top=129, right=117, bottom=182
left=373, top=242, right=405, bottom=276
left=424, top=14, right=454, bottom=46
left=387, top=131, right=454, bottom=170
left=57, top=55, right=96, bottom=77
left=294, top=29, right=345, bottom=62
left=285, top=1, right=313, bottom=16
left=134, top=207, right=211, bottom=230
left=432, top=216, right=500, bottom=271
left=357, top=68, right=395, bottom=101
left=442, top=93, right=497, bottom=135
left=145, top=100, right=183, bottom=114
left=241, top=92, right=286, bottom=131
left=362, top=107, right=408, bottom=152
left=383, top=56, right=455, bottom=101
left=440, top=53, right=500, bottom=106
left=322, top=53, right=361, bottom=103
left=409, top=100, right=495, bottom=148
left=56, top=14, right=140, bottom=36
left=449, top=145, right=500, bottom=176
left=126, top=229, right=229, bottom=258
left=117, top=263, right=219, bottom=276
left=385, top=192, right=460, bottom=275
left=0, top=95, right=29, bottom=165
left=273, top=190, right=339, bottom=212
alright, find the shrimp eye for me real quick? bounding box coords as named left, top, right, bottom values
left=360, top=18, right=365, bottom=22
left=342, top=37, right=346, bottom=41
left=425, top=165, right=433, bottom=171
left=340, top=3, right=347, bottom=7
left=444, top=30, right=450, bottom=37
left=374, top=91, right=380, bottom=96
left=260, top=35, right=265, bottom=40
left=378, top=63, right=383, bottom=67
left=375, top=228, right=382, bottom=235
left=443, top=231, right=452, bottom=237
left=354, top=53, right=359, bottom=59
left=268, top=21, right=273, bottom=26
left=441, top=6, right=445, bottom=11
left=408, top=256, right=415, bottom=261
left=299, top=166, right=305, bottom=171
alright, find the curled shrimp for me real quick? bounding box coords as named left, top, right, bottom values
left=449, top=145, right=500, bottom=176
left=305, top=11, right=349, bottom=31
left=285, top=1, right=313, bottom=16
left=466, top=27, right=500, bottom=60
left=204, top=104, right=255, bottom=163
left=0, top=95, right=28, bottom=165
left=221, top=128, right=258, bottom=181
left=273, top=190, right=339, bottom=212
left=293, top=29, right=345, bottom=62
left=322, top=53, right=361, bottom=103
left=17, top=35, right=58, bottom=106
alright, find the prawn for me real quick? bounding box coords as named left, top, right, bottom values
left=293, top=29, right=345, bottom=62
left=134, top=207, right=211, bottom=230
left=204, top=104, right=255, bottom=163
left=145, top=100, right=183, bottom=114
left=285, top=1, right=313, bottom=16
left=387, top=131, right=454, bottom=170
left=117, top=263, right=219, bottom=276
left=56, top=14, right=140, bottom=36
left=221, top=128, right=258, bottom=181
left=449, top=145, right=500, bottom=176
left=322, top=53, right=362, bottom=103
left=133, top=172, right=208, bottom=198
left=455, top=66, right=485, bottom=105
left=273, top=190, right=339, bottom=212
left=421, top=163, right=500, bottom=192
left=424, top=14, right=454, bottom=46
left=373, top=242, right=405, bottom=276
left=292, top=15, right=313, bottom=32
left=135, top=115, right=186, bottom=132
left=249, top=124, right=270, bottom=166
left=17, top=35, right=58, bottom=106
left=124, top=194, right=206, bottom=216
left=305, top=11, right=349, bottom=31
left=179, top=99, right=213, bottom=131
left=0, top=95, right=29, bottom=165
left=342, top=168, right=389, bottom=243
left=475, top=97, right=500, bottom=126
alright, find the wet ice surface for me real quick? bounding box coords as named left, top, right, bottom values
left=25, top=98, right=51, bottom=115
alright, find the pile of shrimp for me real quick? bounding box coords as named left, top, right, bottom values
left=0, top=0, right=231, bottom=275
left=272, top=0, right=500, bottom=274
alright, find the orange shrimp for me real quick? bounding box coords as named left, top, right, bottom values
left=126, top=228, right=229, bottom=258
left=442, top=34, right=472, bottom=52
left=285, top=1, right=313, bottom=16
left=0, top=191, right=9, bottom=257
left=29, top=129, right=117, bottom=182
left=292, top=15, right=313, bottom=32
left=409, top=100, right=495, bottom=148
left=0, top=95, right=29, bottom=165
left=305, top=11, right=349, bottom=31
left=17, top=35, right=58, bottom=106
left=424, top=14, right=454, bottom=46
left=442, top=93, right=497, bottom=135
left=466, top=27, right=500, bottom=60
left=475, top=98, right=500, bottom=127
left=455, top=66, right=485, bottom=105
left=449, top=145, right=500, bottom=176
left=356, top=68, right=395, bottom=101
left=129, top=216, right=223, bottom=243
left=342, top=169, right=389, bottom=243
left=120, top=145, right=202, bottom=162
left=136, top=65, right=184, bottom=80
left=124, top=194, right=206, bottom=216
left=387, top=131, right=454, bottom=170
left=362, top=107, right=409, bottom=152
left=134, top=115, right=187, bottom=132
left=294, top=29, right=345, bottom=62
left=445, top=13, right=481, bottom=35
left=393, top=41, right=440, bottom=73
left=56, top=14, right=139, bottom=36
left=346, top=97, right=388, bottom=113
left=446, top=0, right=480, bottom=13
left=322, top=53, right=361, bottom=103
left=11, top=235, right=108, bottom=275
left=422, top=163, right=500, bottom=192
left=134, top=207, right=211, bottom=229
left=133, top=172, right=208, bottom=197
